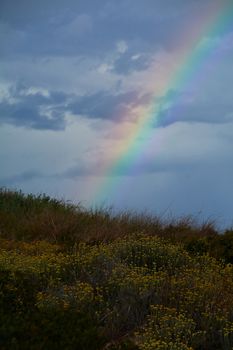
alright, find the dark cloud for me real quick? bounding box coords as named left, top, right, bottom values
left=0, top=101, right=66, bottom=130
left=0, top=83, right=152, bottom=129
left=1, top=0, right=229, bottom=59
left=0, top=83, right=68, bottom=130
left=158, top=103, right=233, bottom=126
left=70, top=90, right=152, bottom=121
left=113, top=51, right=152, bottom=75
left=0, top=170, right=45, bottom=185
left=10, top=82, right=68, bottom=105
left=2, top=79, right=233, bottom=131
left=154, top=89, right=233, bottom=127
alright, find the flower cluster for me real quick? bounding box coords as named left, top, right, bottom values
left=0, top=236, right=233, bottom=349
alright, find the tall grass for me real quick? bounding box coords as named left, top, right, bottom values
left=1, top=187, right=232, bottom=262
left=0, top=187, right=218, bottom=241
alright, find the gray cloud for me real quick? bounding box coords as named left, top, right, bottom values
left=2, top=78, right=233, bottom=131
left=70, top=90, right=152, bottom=121
left=61, top=157, right=193, bottom=178
left=0, top=170, right=45, bottom=186
left=154, top=89, right=233, bottom=127
left=1, top=0, right=230, bottom=60
left=0, top=102, right=66, bottom=130
left=60, top=121, right=233, bottom=178
left=0, top=83, right=153, bottom=129
left=0, top=83, right=68, bottom=130
left=59, top=14, right=92, bottom=39
left=113, top=51, right=152, bottom=75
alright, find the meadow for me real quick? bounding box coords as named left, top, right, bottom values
left=0, top=188, right=233, bottom=349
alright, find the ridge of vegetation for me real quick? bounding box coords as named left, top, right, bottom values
left=0, top=188, right=233, bottom=349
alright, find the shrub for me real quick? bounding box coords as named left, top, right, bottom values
left=136, top=305, right=204, bottom=350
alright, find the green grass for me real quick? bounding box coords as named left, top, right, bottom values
left=0, top=188, right=233, bottom=349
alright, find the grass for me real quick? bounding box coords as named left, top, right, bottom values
left=0, top=187, right=220, bottom=241
left=0, top=188, right=233, bottom=349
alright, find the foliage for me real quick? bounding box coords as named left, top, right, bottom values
left=0, top=189, right=233, bottom=349
left=136, top=305, right=204, bottom=350
left=0, top=269, right=105, bottom=350
left=0, top=236, right=233, bottom=349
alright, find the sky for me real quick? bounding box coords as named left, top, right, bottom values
left=1, top=0, right=233, bottom=227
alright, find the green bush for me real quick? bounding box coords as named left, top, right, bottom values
left=0, top=269, right=105, bottom=350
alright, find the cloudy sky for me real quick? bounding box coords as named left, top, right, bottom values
left=1, top=0, right=233, bottom=227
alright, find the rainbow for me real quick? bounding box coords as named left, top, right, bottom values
left=91, top=0, right=233, bottom=205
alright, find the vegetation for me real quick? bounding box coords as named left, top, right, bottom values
left=0, top=188, right=233, bottom=349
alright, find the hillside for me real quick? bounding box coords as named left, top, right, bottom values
left=0, top=188, right=233, bottom=349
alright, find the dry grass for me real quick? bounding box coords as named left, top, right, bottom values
left=0, top=187, right=218, bottom=244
